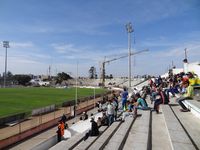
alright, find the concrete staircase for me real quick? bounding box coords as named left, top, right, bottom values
left=49, top=98, right=200, bottom=150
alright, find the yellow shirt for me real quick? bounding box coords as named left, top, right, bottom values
left=183, top=85, right=194, bottom=98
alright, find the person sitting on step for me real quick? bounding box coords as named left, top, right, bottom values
left=133, top=93, right=148, bottom=115
left=176, top=80, right=193, bottom=112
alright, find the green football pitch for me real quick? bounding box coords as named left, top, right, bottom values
left=0, top=87, right=106, bottom=118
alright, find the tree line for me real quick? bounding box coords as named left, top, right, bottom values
left=0, top=66, right=115, bottom=86
left=0, top=71, right=73, bottom=86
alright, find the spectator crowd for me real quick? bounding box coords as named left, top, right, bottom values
left=57, top=71, right=200, bottom=142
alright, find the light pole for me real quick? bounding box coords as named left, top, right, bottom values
left=94, top=86, right=96, bottom=108
left=74, top=62, right=78, bottom=119
left=3, top=41, right=9, bottom=88
left=126, top=22, right=134, bottom=89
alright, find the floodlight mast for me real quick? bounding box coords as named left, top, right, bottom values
left=3, top=41, right=10, bottom=88
left=126, top=22, right=134, bottom=89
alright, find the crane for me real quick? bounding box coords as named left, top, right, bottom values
left=100, top=49, right=149, bottom=86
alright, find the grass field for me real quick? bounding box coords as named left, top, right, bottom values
left=0, top=87, right=107, bottom=118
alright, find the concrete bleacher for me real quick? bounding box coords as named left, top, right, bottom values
left=162, top=105, right=196, bottom=150
left=183, top=100, right=200, bottom=119
left=73, top=126, right=108, bottom=150
left=49, top=94, right=200, bottom=150
left=171, top=104, right=200, bottom=149
left=49, top=110, right=123, bottom=150
left=49, top=131, right=87, bottom=150
left=50, top=110, right=149, bottom=150
left=193, top=85, right=200, bottom=99
left=88, top=121, right=122, bottom=150
left=103, top=116, right=136, bottom=150
left=123, top=110, right=150, bottom=150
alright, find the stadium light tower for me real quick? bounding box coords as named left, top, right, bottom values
left=126, top=22, right=134, bottom=89
left=3, top=41, right=10, bottom=88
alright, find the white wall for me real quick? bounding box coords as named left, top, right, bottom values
left=187, top=62, right=200, bottom=77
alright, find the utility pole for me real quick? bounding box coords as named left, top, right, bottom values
left=48, top=65, right=51, bottom=79
left=74, top=62, right=78, bottom=118
left=184, top=48, right=187, bottom=60
left=126, top=22, right=134, bottom=89
left=183, top=48, right=188, bottom=73
left=3, top=41, right=10, bottom=88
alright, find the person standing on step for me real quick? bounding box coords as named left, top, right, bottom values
left=121, top=87, right=128, bottom=110
left=57, top=120, right=64, bottom=142
left=106, top=100, right=115, bottom=126
left=61, top=114, right=68, bottom=129
left=112, top=94, right=118, bottom=121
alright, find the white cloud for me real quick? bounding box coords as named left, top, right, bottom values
left=11, top=42, right=34, bottom=48
left=51, top=43, right=80, bottom=54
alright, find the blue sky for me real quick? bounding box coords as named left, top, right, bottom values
left=0, top=0, right=200, bottom=77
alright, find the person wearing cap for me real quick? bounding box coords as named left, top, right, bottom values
left=177, top=80, right=194, bottom=112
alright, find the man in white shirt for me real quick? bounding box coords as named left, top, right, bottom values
left=106, top=100, right=115, bottom=126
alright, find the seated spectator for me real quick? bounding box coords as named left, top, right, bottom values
left=80, top=111, right=88, bottom=120
left=141, top=86, right=149, bottom=100
left=122, top=101, right=134, bottom=121
left=96, top=101, right=103, bottom=112
left=101, top=111, right=109, bottom=126
left=84, top=117, right=99, bottom=141
left=133, top=93, right=148, bottom=115
left=176, top=80, right=194, bottom=112
left=90, top=117, right=99, bottom=136
left=166, top=81, right=180, bottom=98
left=150, top=84, right=157, bottom=104
left=97, top=117, right=102, bottom=127
left=152, top=86, right=167, bottom=113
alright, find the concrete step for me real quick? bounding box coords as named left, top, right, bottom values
left=171, top=104, right=200, bottom=149
left=183, top=100, right=200, bottom=119
left=162, top=105, right=196, bottom=150
left=123, top=110, right=150, bottom=150
left=103, top=116, right=135, bottom=150
left=8, top=106, right=100, bottom=150
left=49, top=111, right=122, bottom=150
left=49, top=131, right=87, bottom=150
left=151, top=107, right=172, bottom=150
left=73, top=126, right=108, bottom=150
left=87, top=121, right=122, bottom=150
